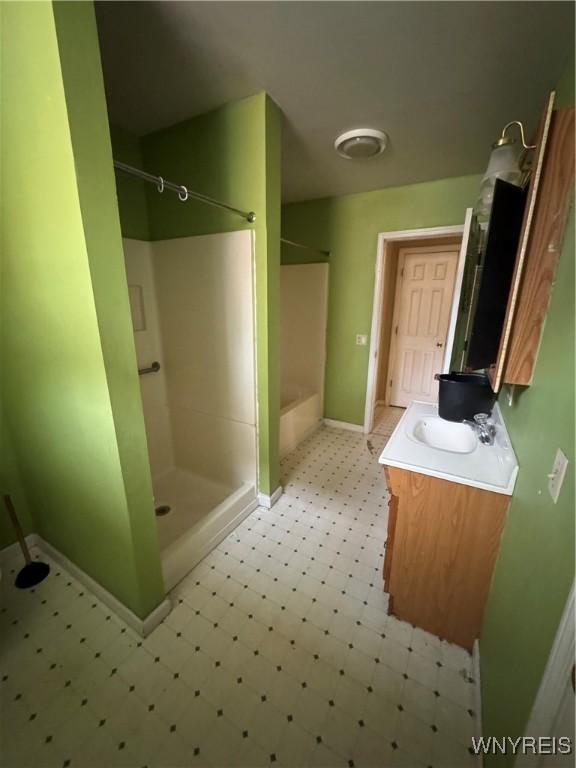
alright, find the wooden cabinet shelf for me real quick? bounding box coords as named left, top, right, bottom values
left=383, top=466, right=509, bottom=651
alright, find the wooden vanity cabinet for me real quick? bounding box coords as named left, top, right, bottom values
left=383, top=466, right=509, bottom=651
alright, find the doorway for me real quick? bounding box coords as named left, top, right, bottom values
left=516, top=583, right=575, bottom=768
left=387, top=242, right=460, bottom=407
left=364, top=219, right=471, bottom=433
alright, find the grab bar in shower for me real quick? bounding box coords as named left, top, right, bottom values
left=138, top=361, right=161, bottom=376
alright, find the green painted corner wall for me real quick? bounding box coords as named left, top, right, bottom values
left=262, top=96, right=282, bottom=493
left=0, top=408, right=35, bottom=550
left=1, top=1, right=164, bottom=618
left=282, top=175, right=481, bottom=424
left=140, top=93, right=282, bottom=495
left=142, top=95, right=266, bottom=241
left=480, top=59, right=575, bottom=755
left=53, top=1, right=164, bottom=617
left=280, top=242, right=330, bottom=266
left=109, top=125, right=150, bottom=241
left=0, top=2, right=35, bottom=552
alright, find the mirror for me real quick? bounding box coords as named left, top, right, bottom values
left=449, top=214, right=482, bottom=373
left=449, top=180, right=527, bottom=385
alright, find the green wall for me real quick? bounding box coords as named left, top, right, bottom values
left=282, top=175, right=481, bottom=424
left=54, top=1, right=164, bottom=617
left=133, top=93, right=282, bottom=495
left=0, top=408, right=34, bottom=550
left=480, top=62, right=575, bottom=756
left=0, top=3, right=35, bottom=552
left=1, top=1, right=164, bottom=618
left=281, top=242, right=330, bottom=266
left=110, top=125, right=150, bottom=241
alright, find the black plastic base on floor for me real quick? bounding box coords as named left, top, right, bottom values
left=14, top=561, right=50, bottom=589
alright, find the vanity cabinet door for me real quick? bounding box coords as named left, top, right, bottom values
left=384, top=467, right=509, bottom=650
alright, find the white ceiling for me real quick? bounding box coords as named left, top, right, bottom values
left=95, top=1, right=574, bottom=203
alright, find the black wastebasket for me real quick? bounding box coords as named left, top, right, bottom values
left=434, top=372, right=497, bottom=422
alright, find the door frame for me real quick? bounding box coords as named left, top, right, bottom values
left=515, top=581, right=575, bottom=767
left=385, top=242, right=461, bottom=408
left=363, top=220, right=469, bottom=434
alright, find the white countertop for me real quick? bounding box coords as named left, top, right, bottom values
left=378, top=401, right=518, bottom=496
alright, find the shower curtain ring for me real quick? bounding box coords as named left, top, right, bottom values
left=157, top=176, right=164, bottom=194
left=178, top=185, right=189, bottom=202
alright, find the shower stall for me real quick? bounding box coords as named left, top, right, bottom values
left=124, top=230, right=258, bottom=589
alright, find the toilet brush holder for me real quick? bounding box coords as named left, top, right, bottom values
left=3, top=494, right=50, bottom=588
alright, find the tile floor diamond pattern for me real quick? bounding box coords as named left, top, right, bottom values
left=372, top=406, right=404, bottom=437
left=1, top=423, right=478, bottom=767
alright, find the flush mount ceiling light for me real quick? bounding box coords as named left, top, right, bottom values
left=334, top=128, right=388, bottom=159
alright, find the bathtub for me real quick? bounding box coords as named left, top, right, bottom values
left=280, top=387, right=323, bottom=458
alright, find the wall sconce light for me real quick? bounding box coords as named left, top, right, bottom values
left=476, top=120, right=536, bottom=219
left=493, top=120, right=536, bottom=151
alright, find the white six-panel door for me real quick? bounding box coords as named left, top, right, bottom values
left=387, top=245, right=459, bottom=407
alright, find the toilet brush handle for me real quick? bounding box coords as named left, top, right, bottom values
left=3, top=495, right=32, bottom=564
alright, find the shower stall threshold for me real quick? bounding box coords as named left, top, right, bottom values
left=160, top=481, right=258, bottom=591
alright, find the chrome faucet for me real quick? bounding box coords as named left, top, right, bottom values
left=464, top=413, right=497, bottom=446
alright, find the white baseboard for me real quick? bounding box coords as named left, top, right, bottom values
left=472, top=639, right=484, bottom=766
left=324, top=418, right=364, bottom=433
left=257, top=486, right=283, bottom=509
left=140, top=598, right=173, bottom=637
left=34, top=536, right=171, bottom=638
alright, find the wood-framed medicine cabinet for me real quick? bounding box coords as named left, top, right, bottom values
left=490, top=93, right=575, bottom=390
left=452, top=91, right=575, bottom=392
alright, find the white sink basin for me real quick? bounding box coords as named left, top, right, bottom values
left=379, top=401, right=519, bottom=495
left=410, top=416, right=477, bottom=454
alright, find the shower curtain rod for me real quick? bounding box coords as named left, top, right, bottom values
left=113, top=160, right=256, bottom=223
left=280, top=237, right=330, bottom=257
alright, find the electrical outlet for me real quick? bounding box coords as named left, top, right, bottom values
left=356, top=334, right=368, bottom=346
left=548, top=448, right=568, bottom=504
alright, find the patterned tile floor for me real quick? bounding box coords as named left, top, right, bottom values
left=371, top=406, right=404, bottom=437
left=0, top=423, right=478, bottom=768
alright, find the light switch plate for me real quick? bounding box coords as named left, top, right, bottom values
left=356, top=334, right=368, bottom=346
left=548, top=448, right=568, bottom=504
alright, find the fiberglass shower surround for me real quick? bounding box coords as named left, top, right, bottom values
left=279, top=263, right=329, bottom=457
left=124, top=230, right=257, bottom=589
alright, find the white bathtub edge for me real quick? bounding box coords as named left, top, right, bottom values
left=280, top=419, right=323, bottom=459
left=324, top=418, right=364, bottom=433
left=280, top=391, right=323, bottom=458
